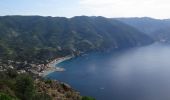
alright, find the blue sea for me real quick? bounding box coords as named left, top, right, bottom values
left=47, top=43, right=170, bottom=100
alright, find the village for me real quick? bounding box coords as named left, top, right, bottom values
left=0, top=56, right=73, bottom=77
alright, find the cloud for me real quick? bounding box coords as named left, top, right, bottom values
left=79, top=0, right=170, bottom=18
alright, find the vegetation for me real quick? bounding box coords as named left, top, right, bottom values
left=0, top=93, right=18, bottom=100
left=15, top=75, right=35, bottom=100
left=0, top=70, right=38, bottom=100
left=0, top=16, right=153, bottom=64
left=116, top=17, right=170, bottom=42
left=0, top=69, right=91, bottom=100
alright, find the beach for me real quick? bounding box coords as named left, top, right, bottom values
left=39, top=55, right=74, bottom=77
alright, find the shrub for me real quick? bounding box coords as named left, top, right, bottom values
left=15, top=74, right=35, bottom=100
left=0, top=93, right=16, bottom=100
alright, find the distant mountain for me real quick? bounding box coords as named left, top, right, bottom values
left=115, top=17, right=170, bottom=42
left=115, top=17, right=170, bottom=34
left=0, top=16, right=153, bottom=63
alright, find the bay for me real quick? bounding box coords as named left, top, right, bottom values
left=47, top=43, right=170, bottom=100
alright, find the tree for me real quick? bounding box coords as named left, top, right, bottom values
left=15, top=74, right=35, bottom=100
left=0, top=93, right=16, bottom=100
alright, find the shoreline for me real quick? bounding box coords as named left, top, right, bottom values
left=39, top=55, right=74, bottom=77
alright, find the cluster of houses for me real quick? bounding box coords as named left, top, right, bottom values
left=0, top=59, right=48, bottom=76
left=0, top=60, right=14, bottom=72
left=28, top=64, right=50, bottom=76
left=0, top=56, right=72, bottom=77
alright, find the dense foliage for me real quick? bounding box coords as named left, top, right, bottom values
left=0, top=69, right=86, bottom=100
left=0, top=93, right=17, bottom=100
left=15, top=75, right=35, bottom=100
left=0, top=69, right=49, bottom=100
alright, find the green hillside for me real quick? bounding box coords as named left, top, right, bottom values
left=0, top=16, right=153, bottom=63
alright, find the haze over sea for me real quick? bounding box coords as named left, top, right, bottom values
left=47, top=43, right=170, bottom=100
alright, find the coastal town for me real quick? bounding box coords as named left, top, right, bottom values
left=0, top=55, right=74, bottom=77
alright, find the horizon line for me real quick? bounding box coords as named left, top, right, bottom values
left=0, top=14, right=169, bottom=20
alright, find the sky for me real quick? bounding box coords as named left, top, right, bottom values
left=0, top=0, right=170, bottom=19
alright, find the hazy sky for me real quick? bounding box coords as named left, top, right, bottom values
left=0, top=0, right=170, bottom=19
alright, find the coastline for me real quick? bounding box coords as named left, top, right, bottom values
left=39, top=55, right=74, bottom=77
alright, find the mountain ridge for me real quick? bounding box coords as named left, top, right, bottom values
left=115, top=17, right=170, bottom=42
left=0, top=16, right=153, bottom=63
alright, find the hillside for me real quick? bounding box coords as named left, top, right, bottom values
left=115, top=17, right=170, bottom=42
left=0, top=16, right=154, bottom=100
left=115, top=17, right=170, bottom=34
left=0, top=16, right=153, bottom=63
left=0, top=69, right=96, bottom=100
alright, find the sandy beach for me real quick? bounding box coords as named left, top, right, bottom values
left=40, top=55, right=74, bottom=77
